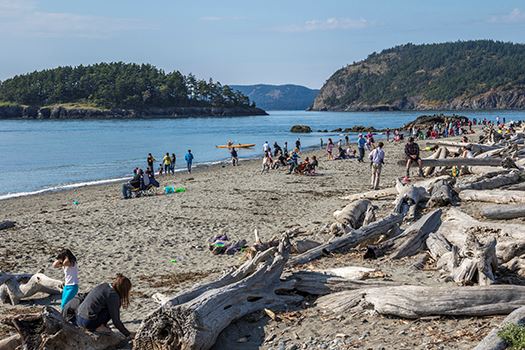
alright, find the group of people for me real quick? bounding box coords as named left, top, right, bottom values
left=259, top=140, right=318, bottom=175
left=53, top=249, right=134, bottom=339
left=122, top=167, right=160, bottom=199
left=147, top=150, right=195, bottom=176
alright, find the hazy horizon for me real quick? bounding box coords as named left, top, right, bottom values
left=1, top=0, right=525, bottom=89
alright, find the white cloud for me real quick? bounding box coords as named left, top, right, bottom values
left=489, top=8, right=525, bottom=24
left=276, top=17, right=370, bottom=33
left=0, top=0, right=152, bottom=39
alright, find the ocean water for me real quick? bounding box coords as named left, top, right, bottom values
left=0, top=110, right=523, bottom=199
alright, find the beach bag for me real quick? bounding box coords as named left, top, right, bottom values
left=165, top=186, right=175, bottom=194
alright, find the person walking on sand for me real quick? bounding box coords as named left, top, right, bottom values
left=369, top=142, right=385, bottom=190
left=405, top=137, right=423, bottom=179
left=231, top=147, right=238, bottom=166
left=162, top=153, right=171, bottom=175
left=170, top=153, right=176, bottom=174
left=357, top=134, right=366, bottom=162
left=326, top=138, right=334, bottom=160
left=147, top=153, right=156, bottom=173
left=184, top=150, right=194, bottom=173
left=52, top=249, right=79, bottom=309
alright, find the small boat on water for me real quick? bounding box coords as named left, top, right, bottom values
left=216, top=143, right=256, bottom=149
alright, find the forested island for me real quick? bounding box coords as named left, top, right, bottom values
left=230, top=84, right=319, bottom=110
left=0, top=62, right=267, bottom=119
left=312, top=40, right=525, bottom=111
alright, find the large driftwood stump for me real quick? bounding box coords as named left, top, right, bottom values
left=317, top=285, right=525, bottom=318
left=5, top=306, right=126, bottom=349
left=392, top=180, right=428, bottom=219
left=289, top=213, right=403, bottom=266
left=333, top=199, right=371, bottom=229
left=399, top=157, right=516, bottom=169
left=428, top=179, right=457, bottom=207
left=474, top=306, right=525, bottom=350
left=0, top=273, right=63, bottom=305
left=134, top=235, right=301, bottom=350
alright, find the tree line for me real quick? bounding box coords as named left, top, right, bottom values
left=0, top=62, right=254, bottom=109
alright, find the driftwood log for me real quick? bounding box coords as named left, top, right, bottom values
left=0, top=273, right=63, bottom=305
left=317, top=285, right=525, bottom=318
left=392, top=180, right=428, bottom=219
left=428, top=179, right=457, bottom=207
left=0, top=221, right=15, bottom=231
left=426, top=141, right=499, bottom=154
left=4, top=306, right=126, bottom=350
left=474, top=306, right=525, bottom=350
left=400, top=157, right=516, bottom=169
left=333, top=199, right=371, bottom=229
left=456, top=170, right=521, bottom=191
left=460, top=189, right=525, bottom=204
left=134, top=235, right=301, bottom=350
left=365, top=209, right=443, bottom=260
left=482, top=204, right=525, bottom=220
left=289, top=213, right=403, bottom=266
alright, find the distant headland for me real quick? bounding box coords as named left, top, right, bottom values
left=0, top=62, right=267, bottom=119
left=312, top=40, right=525, bottom=112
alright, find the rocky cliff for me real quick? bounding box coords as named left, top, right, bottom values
left=0, top=105, right=267, bottom=119
left=312, top=40, right=525, bottom=111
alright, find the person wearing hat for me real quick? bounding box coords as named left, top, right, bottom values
left=357, top=134, right=366, bottom=162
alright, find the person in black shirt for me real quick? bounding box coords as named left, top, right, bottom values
left=405, top=137, right=423, bottom=178
left=146, top=153, right=155, bottom=173
left=230, top=147, right=238, bottom=166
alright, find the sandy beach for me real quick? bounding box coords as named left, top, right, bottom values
left=0, top=131, right=506, bottom=349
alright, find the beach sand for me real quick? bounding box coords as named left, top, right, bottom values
left=0, top=133, right=504, bottom=349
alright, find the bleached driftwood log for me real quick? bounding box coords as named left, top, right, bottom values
left=388, top=209, right=443, bottom=259
left=455, top=170, right=521, bottom=191
left=426, top=141, right=499, bottom=154
left=0, top=273, right=63, bottom=305
left=333, top=199, right=371, bottom=229
left=366, top=209, right=442, bottom=260
left=0, top=334, right=20, bottom=350
left=502, top=256, right=525, bottom=277
left=362, top=205, right=377, bottom=226
left=401, top=157, right=516, bottom=169
left=497, top=241, right=525, bottom=264
left=482, top=204, right=525, bottom=220
left=317, top=285, right=525, bottom=318
left=340, top=187, right=397, bottom=201
left=423, top=147, right=443, bottom=177
left=134, top=235, right=301, bottom=350
left=428, top=179, right=457, bottom=207
left=392, top=180, right=428, bottom=219
left=460, top=189, right=525, bottom=204
left=474, top=306, right=525, bottom=350
left=289, top=213, right=403, bottom=266
left=4, top=306, right=126, bottom=350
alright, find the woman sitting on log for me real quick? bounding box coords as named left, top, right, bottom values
left=52, top=249, right=79, bottom=310
left=76, top=274, right=132, bottom=338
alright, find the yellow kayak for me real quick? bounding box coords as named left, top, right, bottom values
left=216, top=143, right=256, bottom=149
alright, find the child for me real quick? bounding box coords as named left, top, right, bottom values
left=52, top=249, right=79, bottom=309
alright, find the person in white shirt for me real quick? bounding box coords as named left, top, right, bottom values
left=262, top=141, right=270, bottom=155
left=52, top=249, right=79, bottom=309
left=369, top=142, right=385, bottom=190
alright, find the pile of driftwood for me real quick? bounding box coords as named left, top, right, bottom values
left=2, top=125, right=525, bottom=350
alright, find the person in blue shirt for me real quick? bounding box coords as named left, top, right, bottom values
left=184, top=150, right=194, bottom=173
left=357, top=134, right=367, bottom=162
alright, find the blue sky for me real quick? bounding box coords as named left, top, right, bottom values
left=0, top=0, right=525, bottom=88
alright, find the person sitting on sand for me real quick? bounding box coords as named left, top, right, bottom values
left=307, top=155, right=319, bottom=174
left=296, top=157, right=310, bottom=174
left=122, top=169, right=142, bottom=199
left=76, top=274, right=132, bottom=338
left=405, top=137, right=423, bottom=179
left=231, top=147, right=238, bottom=166
left=335, top=146, right=347, bottom=160
left=287, top=151, right=300, bottom=174
left=346, top=147, right=357, bottom=158
left=145, top=168, right=159, bottom=187
left=52, top=249, right=79, bottom=310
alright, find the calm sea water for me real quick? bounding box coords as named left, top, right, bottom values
left=0, top=110, right=523, bottom=199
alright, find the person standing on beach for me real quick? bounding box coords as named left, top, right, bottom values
left=147, top=153, right=156, bottom=173
left=163, top=153, right=171, bottom=175
left=170, top=153, right=176, bottom=175
left=231, top=147, right=238, bottom=166
left=405, top=137, right=423, bottom=178
left=369, top=142, right=385, bottom=190
left=320, top=138, right=324, bottom=148
left=345, top=135, right=349, bottom=146
left=185, top=150, right=194, bottom=173
left=263, top=141, right=270, bottom=155
left=52, top=249, right=79, bottom=309
left=295, top=138, right=301, bottom=152
left=283, top=142, right=289, bottom=155
left=386, top=128, right=391, bottom=142
left=357, top=134, right=366, bottom=162
left=326, top=138, right=334, bottom=160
